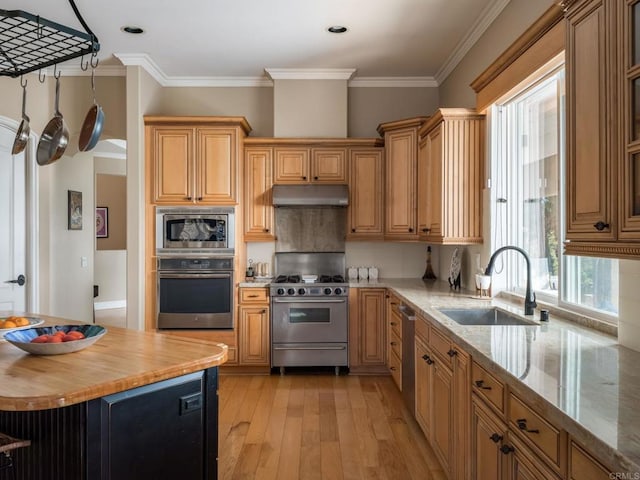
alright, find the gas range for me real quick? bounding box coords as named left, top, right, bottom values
left=270, top=274, right=348, bottom=297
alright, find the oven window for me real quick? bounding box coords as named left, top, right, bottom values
left=159, top=277, right=231, bottom=314
left=288, top=308, right=331, bottom=323
left=166, top=218, right=226, bottom=242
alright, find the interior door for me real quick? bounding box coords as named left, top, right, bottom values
left=0, top=121, right=26, bottom=312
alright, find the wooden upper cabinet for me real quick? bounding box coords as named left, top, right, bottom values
left=565, top=0, right=617, bottom=249
left=378, top=117, right=428, bottom=240
left=146, top=116, right=251, bottom=205
left=244, top=147, right=275, bottom=241
left=348, top=148, right=384, bottom=239
left=273, top=147, right=347, bottom=184
left=418, top=109, right=484, bottom=244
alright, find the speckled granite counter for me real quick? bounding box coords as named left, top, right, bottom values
left=351, top=278, right=639, bottom=474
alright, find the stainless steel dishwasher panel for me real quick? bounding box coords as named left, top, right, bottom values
left=400, top=305, right=416, bottom=415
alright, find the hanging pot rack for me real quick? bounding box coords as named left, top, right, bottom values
left=0, top=0, right=100, bottom=78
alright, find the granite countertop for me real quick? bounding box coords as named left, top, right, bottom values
left=352, top=278, right=637, bottom=474
left=0, top=315, right=228, bottom=411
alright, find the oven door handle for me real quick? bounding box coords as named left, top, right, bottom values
left=273, top=346, right=347, bottom=351
left=158, top=273, right=232, bottom=278
left=272, top=298, right=346, bottom=304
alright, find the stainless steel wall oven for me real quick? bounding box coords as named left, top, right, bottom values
left=157, top=257, right=234, bottom=329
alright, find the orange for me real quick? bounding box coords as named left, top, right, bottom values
left=3, top=320, right=16, bottom=329
left=15, top=317, right=29, bottom=327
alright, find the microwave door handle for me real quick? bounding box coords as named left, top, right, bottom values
left=272, top=298, right=346, bottom=304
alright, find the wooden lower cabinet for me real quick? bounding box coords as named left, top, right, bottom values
left=431, top=353, right=453, bottom=474
left=238, top=288, right=270, bottom=366
left=569, top=441, right=611, bottom=480
left=349, top=288, right=387, bottom=373
left=415, top=336, right=432, bottom=438
left=471, top=396, right=506, bottom=480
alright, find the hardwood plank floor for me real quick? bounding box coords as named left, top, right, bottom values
left=219, top=374, right=446, bottom=480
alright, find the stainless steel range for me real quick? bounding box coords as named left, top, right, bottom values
left=270, top=252, right=349, bottom=374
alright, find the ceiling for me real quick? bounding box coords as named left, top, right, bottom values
left=8, top=0, right=509, bottom=84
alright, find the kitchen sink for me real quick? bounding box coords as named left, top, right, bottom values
left=438, top=307, right=536, bottom=326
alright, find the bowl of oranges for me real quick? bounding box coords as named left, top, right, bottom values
left=0, top=316, right=44, bottom=333
left=4, top=325, right=107, bottom=355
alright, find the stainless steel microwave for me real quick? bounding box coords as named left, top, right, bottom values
left=156, top=206, right=235, bottom=256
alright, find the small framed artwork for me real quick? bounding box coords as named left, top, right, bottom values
left=68, top=190, right=83, bottom=230
left=96, top=207, right=108, bottom=238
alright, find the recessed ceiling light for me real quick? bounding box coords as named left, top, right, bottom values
left=327, top=26, right=348, bottom=34
left=122, top=26, right=144, bottom=34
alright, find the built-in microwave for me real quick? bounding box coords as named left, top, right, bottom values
left=156, top=206, right=235, bottom=256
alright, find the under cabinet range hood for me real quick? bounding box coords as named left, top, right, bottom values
left=272, top=184, right=349, bottom=207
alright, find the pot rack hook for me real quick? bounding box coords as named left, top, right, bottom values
left=90, top=50, right=99, bottom=69
left=20, top=76, right=27, bottom=88
left=80, top=54, right=89, bottom=71
left=38, top=69, right=46, bottom=83
left=53, top=64, right=61, bottom=79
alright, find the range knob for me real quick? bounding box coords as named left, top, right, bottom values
left=334, top=288, right=343, bottom=295
left=324, top=288, right=333, bottom=295
left=287, top=288, right=296, bottom=295
left=276, top=288, right=285, bottom=295
left=298, top=288, right=306, bottom=295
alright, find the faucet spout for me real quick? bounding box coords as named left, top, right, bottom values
left=484, top=246, right=537, bottom=316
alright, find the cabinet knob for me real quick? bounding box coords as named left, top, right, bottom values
left=390, top=342, right=398, bottom=346
left=390, top=321, right=397, bottom=326
left=261, top=309, right=267, bottom=314
left=197, top=197, right=203, bottom=201
left=474, top=380, right=492, bottom=390
left=302, top=176, right=307, bottom=180
left=489, top=433, right=502, bottom=443
left=500, top=445, right=514, bottom=455
left=408, top=228, right=413, bottom=232
left=351, top=228, right=356, bottom=233
left=186, top=196, right=193, bottom=201
left=422, top=228, right=430, bottom=233
left=593, top=221, right=610, bottom=231
left=264, top=228, right=270, bottom=233
left=422, top=354, right=434, bottom=365
left=390, top=366, right=397, bottom=371
left=516, top=418, right=539, bottom=434
left=314, top=176, right=319, bottom=180
left=447, top=349, right=458, bottom=357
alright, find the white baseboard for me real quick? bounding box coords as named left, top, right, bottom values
left=94, top=300, right=127, bottom=311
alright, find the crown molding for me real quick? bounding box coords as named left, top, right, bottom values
left=348, top=76, right=438, bottom=88
left=434, top=0, right=510, bottom=85
left=265, top=68, right=356, bottom=80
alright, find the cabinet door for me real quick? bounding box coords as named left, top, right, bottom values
left=417, top=136, right=430, bottom=239
left=385, top=129, right=418, bottom=239
left=348, top=148, right=384, bottom=239
left=565, top=0, right=616, bottom=243
left=358, top=288, right=386, bottom=365
left=274, top=148, right=310, bottom=183
left=452, top=345, right=471, bottom=480
left=415, top=337, right=433, bottom=438
left=152, top=127, right=194, bottom=204
left=508, top=434, right=562, bottom=480
left=239, top=305, right=269, bottom=365
left=244, top=148, right=275, bottom=241
left=569, top=441, right=611, bottom=479
left=197, top=128, right=238, bottom=204
left=471, top=398, right=507, bottom=480
left=432, top=358, right=453, bottom=476
left=311, top=148, right=347, bottom=183
left=425, top=126, right=443, bottom=241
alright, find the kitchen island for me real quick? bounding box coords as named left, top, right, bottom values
left=0, top=316, right=227, bottom=480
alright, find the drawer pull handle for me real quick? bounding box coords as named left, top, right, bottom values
left=247, top=294, right=259, bottom=298
left=390, top=341, right=398, bottom=346
left=489, top=433, right=502, bottom=443
left=390, top=322, right=398, bottom=326
left=500, top=445, right=514, bottom=455
left=516, top=419, right=539, bottom=434
left=422, top=228, right=430, bottom=233
left=593, top=221, right=610, bottom=231
left=390, top=366, right=397, bottom=371
left=422, top=354, right=434, bottom=365
left=474, top=380, right=492, bottom=390
left=447, top=349, right=458, bottom=357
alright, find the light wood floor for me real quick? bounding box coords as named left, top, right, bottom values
left=219, top=374, right=446, bottom=480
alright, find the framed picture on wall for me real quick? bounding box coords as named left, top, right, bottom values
left=96, top=207, right=108, bottom=238
left=68, top=190, right=82, bottom=230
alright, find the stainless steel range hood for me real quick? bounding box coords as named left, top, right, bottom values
left=272, top=184, right=349, bottom=207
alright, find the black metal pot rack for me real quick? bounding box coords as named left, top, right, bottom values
left=0, top=0, right=99, bottom=78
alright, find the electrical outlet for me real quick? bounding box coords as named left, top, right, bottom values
left=81, top=256, right=88, bottom=268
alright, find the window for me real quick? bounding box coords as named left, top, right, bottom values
left=492, top=67, right=618, bottom=320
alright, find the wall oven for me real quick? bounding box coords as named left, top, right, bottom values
left=157, top=257, right=234, bottom=329
left=156, top=206, right=235, bottom=256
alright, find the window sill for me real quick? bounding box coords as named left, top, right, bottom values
left=495, top=290, right=618, bottom=338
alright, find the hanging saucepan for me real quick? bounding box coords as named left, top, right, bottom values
left=11, top=77, right=30, bottom=155
left=78, top=59, right=104, bottom=152
left=36, top=74, right=69, bottom=166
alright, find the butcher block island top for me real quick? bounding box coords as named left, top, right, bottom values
left=0, top=316, right=228, bottom=411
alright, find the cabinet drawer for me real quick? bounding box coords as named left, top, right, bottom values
left=509, top=393, right=562, bottom=469
left=471, top=361, right=505, bottom=415
left=389, top=327, right=402, bottom=360
left=429, top=326, right=453, bottom=369
left=569, top=441, right=610, bottom=480
left=389, top=310, right=402, bottom=340
left=416, top=314, right=429, bottom=344
left=389, top=348, right=402, bottom=391
left=240, top=288, right=269, bottom=304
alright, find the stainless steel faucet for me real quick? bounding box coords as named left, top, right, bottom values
left=484, top=246, right=537, bottom=316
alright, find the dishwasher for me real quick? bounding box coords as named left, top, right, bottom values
left=399, top=304, right=416, bottom=415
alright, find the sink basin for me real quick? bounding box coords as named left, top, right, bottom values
left=438, top=308, right=536, bottom=326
